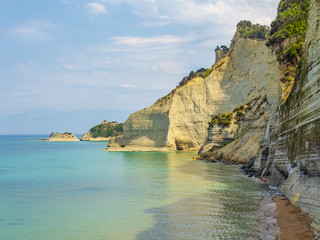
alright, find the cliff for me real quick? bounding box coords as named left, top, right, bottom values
left=199, top=95, right=270, bottom=166
left=42, top=132, right=79, bottom=141
left=81, top=121, right=123, bottom=141
left=199, top=0, right=320, bottom=236
left=266, top=0, right=320, bottom=236
left=107, top=29, right=281, bottom=152
left=214, top=46, right=229, bottom=63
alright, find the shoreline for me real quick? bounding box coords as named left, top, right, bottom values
left=257, top=190, right=315, bottom=240
left=273, top=195, right=315, bottom=240
left=203, top=156, right=316, bottom=238
left=41, top=139, right=80, bottom=142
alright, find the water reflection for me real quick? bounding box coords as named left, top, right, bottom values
left=135, top=152, right=265, bottom=240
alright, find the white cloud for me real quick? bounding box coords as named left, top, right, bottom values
left=64, top=64, right=75, bottom=70
left=140, top=20, right=170, bottom=27
left=116, top=0, right=278, bottom=28
left=10, top=20, right=56, bottom=41
left=86, top=2, right=107, bottom=15
left=156, top=61, right=185, bottom=75
left=120, top=83, right=137, bottom=89
left=60, top=0, right=71, bottom=4
left=253, top=17, right=274, bottom=26
left=111, top=35, right=190, bottom=48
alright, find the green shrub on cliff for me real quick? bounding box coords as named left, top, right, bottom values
left=179, top=68, right=208, bottom=86
left=268, top=0, right=309, bottom=44
left=237, top=20, right=270, bottom=40
left=266, top=0, right=309, bottom=103
left=90, top=122, right=123, bottom=138
left=201, top=68, right=213, bottom=78
left=235, top=110, right=245, bottom=122
left=209, top=113, right=233, bottom=128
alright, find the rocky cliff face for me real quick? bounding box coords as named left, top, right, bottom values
left=266, top=0, right=320, bottom=235
left=107, top=30, right=281, bottom=152
left=200, top=95, right=270, bottom=166
left=215, top=47, right=229, bottom=63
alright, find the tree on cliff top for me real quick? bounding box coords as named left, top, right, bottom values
left=268, top=0, right=309, bottom=44
left=90, top=122, right=123, bottom=138
left=237, top=20, right=270, bottom=40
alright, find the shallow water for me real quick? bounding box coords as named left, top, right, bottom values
left=0, top=135, right=266, bottom=240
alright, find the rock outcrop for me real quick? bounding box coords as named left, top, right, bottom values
left=81, top=121, right=123, bottom=141
left=215, top=46, right=229, bottom=63
left=107, top=28, right=281, bottom=152
left=42, top=132, right=79, bottom=141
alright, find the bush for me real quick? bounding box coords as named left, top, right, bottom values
left=209, top=113, right=233, bottom=128
left=268, top=0, right=309, bottom=45
left=237, top=20, right=270, bottom=40
left=178, top=68, right=208, bottom=86
left=201, top=68, right=213, bottom=78
left=235, top=111, right=245, bottom=122
left=90, top=123, right=124, bottom=138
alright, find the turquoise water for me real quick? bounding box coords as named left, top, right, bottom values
left=0, top=135, right=266, bottom=240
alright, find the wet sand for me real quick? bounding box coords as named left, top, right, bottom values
left=257, top=191, right=315, bottom=240
left=273, top=195, right=315, bottom=240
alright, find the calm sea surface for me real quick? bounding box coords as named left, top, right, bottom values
left=0, top=135, right=266, bottom=240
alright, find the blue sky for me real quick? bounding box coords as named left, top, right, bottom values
left=0, top=0, right=279, bottom=133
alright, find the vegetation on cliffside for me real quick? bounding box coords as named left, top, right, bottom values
left=237, top=20, right=270, bottom=39
left=268, top=0, right=309, bottom=63
left=268, top=0, right=309, bottom=45
left=209, top=113, right=233, bottom=128
left=178, top=68, right=207, bottom=86
left=89, top=121, right=123, bottom=138
left=267, top=0, right=310, bottom=103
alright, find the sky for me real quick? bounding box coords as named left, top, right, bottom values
left=0, top=0, right=280, bottom=133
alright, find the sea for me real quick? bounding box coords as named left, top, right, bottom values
left=0, top=135, right=267, bottom=240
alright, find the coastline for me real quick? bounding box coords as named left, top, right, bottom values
left=273, top=195, right=315, bottom=240
left=42, top=138, right=80, bottom=142
left=80, top=137, right=109, bottom=141
left=257, top=190, right=315, bottom=240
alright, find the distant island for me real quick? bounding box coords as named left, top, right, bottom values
left=42, top=132, right=80, bottom=142
left=81, top=121, right=123, bottom=141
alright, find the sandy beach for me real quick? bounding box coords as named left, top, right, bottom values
left=258, top=191, right=315, bottom=240
left=274, top=195, right=315, bottom=240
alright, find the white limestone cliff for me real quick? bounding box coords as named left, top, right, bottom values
left=107, top=29, right=281, bottom=152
